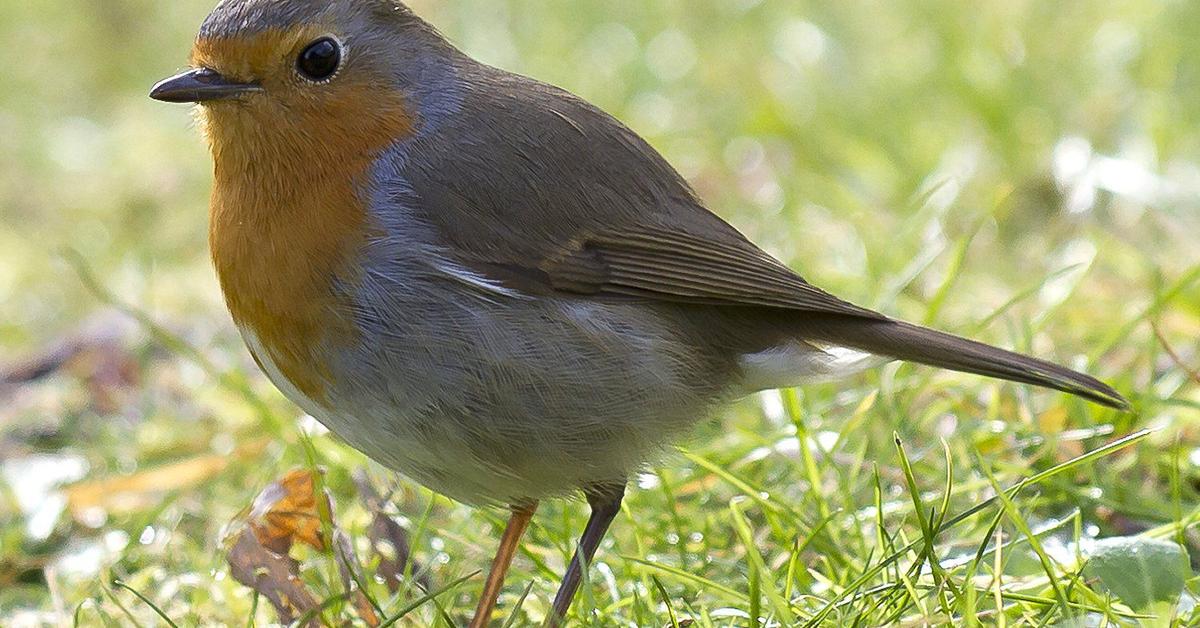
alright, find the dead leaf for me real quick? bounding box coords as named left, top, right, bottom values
left=227, top=529, right=321, bottom=627
left=1, top=313, right=140, bottom=413
left=673, top=473, right=720, bottom=498
left=63, top=439, right=268, bottom=520
left=236, top=469, right=383, bottom=626
left=69, top=340, right=140, bottom=414
left=354, top=470, right=425, bottom=592
left=1, top=337, right=87, bottom=384
left=333, top=528, right=381, bottom=627
left=248, top=468, right=328, bottom=554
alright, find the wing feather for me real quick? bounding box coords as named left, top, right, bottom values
left=541, top=226, right=885, bottom=318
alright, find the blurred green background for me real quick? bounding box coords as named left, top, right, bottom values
left=2, top=0, right=1198, bottom=625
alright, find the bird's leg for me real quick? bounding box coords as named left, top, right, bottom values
left=545, top=483, right=626, bottom=627
left=469, top=501, right=538, bottom=628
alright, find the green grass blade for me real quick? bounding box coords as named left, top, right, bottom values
left=379, top=571, right=479, bottom=627
left=111, top=580, right=178, bottom=628
left=729, top=499, right=797, bottom=624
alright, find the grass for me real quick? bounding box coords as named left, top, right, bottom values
left=2, top=0, right=1199, bottom=625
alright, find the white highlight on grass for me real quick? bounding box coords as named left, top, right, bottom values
left=2, top=453, right=88, bottom=541
left=757, top=389, right=786, bottom=424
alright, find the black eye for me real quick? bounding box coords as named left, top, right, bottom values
left=297, top=37, right=342, bottom=81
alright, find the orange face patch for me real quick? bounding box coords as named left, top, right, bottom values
left=196, top=28, right=414, bottom=403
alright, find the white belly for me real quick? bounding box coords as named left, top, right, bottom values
left=239, top=326, right=329, bottom=420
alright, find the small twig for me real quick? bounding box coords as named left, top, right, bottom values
left=1151, top=320, right=1200, bottom=385
left=0, top=338, right=86, bottom=384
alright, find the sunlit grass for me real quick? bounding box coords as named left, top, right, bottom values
left=2, top=0, right=1199, bottom=626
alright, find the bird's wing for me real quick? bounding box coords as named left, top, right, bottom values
left=387, top=67, right=1128, bottom=410
left=528, top=224, right=884, bottom=318
left=397, top=70, right=882, bottom=319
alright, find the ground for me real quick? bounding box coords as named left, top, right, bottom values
left=1, top=0, right=1199, bottom=625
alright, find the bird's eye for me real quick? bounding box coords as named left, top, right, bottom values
left=296, top=37, right=342, bottom=82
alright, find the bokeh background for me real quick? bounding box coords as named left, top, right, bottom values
left=2, top=0, right=1198, bottom=625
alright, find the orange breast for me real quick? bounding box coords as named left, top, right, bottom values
left=210, top=165, right=365, bottom=404
left=201, top=72, right=414, bottom=404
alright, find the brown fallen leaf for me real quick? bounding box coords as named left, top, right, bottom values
left=333, top=528, right=381, bottom=627
left=672, top=473, right=720, bottom=498
left=238, top=468, right=382, bottom=626
left=0, top=314, right=129, bottom=384
left=248, top=468, right=328, bottom=554
left=227, top=529, right=321, bottom=627
left=63, top=439, right=269, bottom=521
left=353, top=470, right=425, bottom=593
left=70, top=340, right=141, bottom=414
left=1, top=336, right=88, bottom=385
left=1, top=313, right=141, bottom=414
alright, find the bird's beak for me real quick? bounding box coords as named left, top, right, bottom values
left=149, top=68, right=264, bottom=103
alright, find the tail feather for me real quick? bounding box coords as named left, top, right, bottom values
left=800, top=316, right=1129, bottom=409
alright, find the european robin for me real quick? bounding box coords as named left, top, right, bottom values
left=151, top=1, right=1128, bottom=625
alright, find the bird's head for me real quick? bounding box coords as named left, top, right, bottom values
left=151, top=0, right=452, bottom=162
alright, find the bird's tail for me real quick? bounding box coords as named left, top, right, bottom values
left=799, top=315, right=1129, bottom=409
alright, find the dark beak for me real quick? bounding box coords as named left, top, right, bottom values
left=149, top=68, right=263, bottom=103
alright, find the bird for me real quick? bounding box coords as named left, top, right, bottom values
left=150, top=0, right=1128, bottom=625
